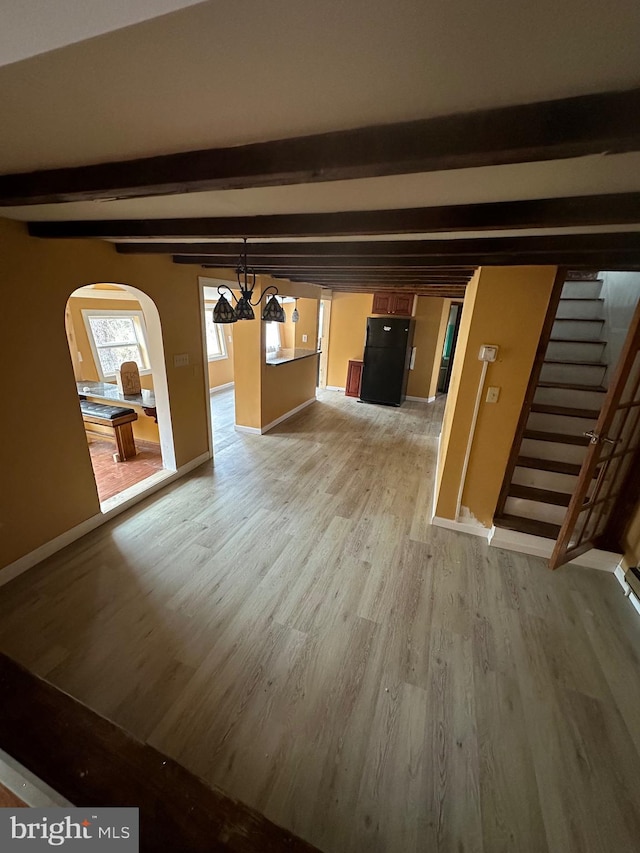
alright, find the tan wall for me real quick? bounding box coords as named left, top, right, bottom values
left=1, top=217, right=210, bottom=571
left=261, top=356, right=319, bottom=426
left=294, top=298, right=319, bottom=350
left=435, top=266, right=558, bottom=527
left=326, top=292, right=372, bottom=387
left=623, top=505, right=640, bottom=569
left=204, top=302, right=235, bottom=389
left=406, top=296, right=446, bottom=399
left=232, top=277, right=321, bottom=431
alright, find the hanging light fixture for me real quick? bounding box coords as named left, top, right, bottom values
left=212, top=238, right=285, bottom=324
left=291, top=298, right=300, bottom=323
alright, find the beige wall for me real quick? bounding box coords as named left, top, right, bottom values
left=406, top=296, right=446, bottom=399
left=326, top=292, right=372, bottom=387
left=1, top=217, right=210, bottom=571
left=204, top=301, right=235, bottom=390
left=435, top=266, right=558, bottom=527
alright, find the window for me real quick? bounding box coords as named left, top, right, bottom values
left=82, top=309, right=151, bottom=381
left=265, top=322, right=282, bottom=353
left=205, top=306, right=229, bottom=361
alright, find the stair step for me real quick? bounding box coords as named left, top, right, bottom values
left=507, top=484, right=572, bottom=507
left=543, top=359, right=607, bottom=368
left=559, top=298, right=605, bottom=302
left=553, top=318, right=604, bottom=323
left=549, top=338, right=604, bottom=344
left=530, top=403, right=600, bottom=419
left=516, top=455, right=583, bottom=475
left=494, top=514, right=561, bottom=540
left=537, top=381, right=607, bottom=393
left=523, top=429, right=590, bottom=446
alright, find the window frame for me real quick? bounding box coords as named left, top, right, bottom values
left=204, top=304, right=230, bottom=362
left=81, top=308, right=152, bottom=382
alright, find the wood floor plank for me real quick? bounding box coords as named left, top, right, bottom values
left=1, top=388, right=639, bottom=852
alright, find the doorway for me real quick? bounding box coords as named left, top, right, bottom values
left=437, top=302, right=463, bottom=393
left=65, top=283, right=175, bottom=507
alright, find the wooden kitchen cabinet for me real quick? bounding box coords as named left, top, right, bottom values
left=345, top=359, right=364, bottom=397
left=372, top=292, right=414, bottom=316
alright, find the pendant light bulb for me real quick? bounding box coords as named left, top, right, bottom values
left=292, top=298, right=299, bottom=323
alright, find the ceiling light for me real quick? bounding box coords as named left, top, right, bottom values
left=212, top=238, right=285, bottom=324
left=292, top=298, right=300, bottom=323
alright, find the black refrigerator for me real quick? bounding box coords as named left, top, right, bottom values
left=360, top=317, right=415, bottom=406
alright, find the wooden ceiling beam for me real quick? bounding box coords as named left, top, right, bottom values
left=116, top=241, right=486, bottom=257
left=27, top=191, right=640, bottom=239
left=8, top=88, right=640, bottom=206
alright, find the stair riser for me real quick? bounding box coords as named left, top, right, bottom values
left=504, top=496, right=567, bottom=525
left=561, top=281, right=603, bottom=299
left=512, top=466, right=578, bottom=493
left=546, top=340, right=606, bottom=362
left=534, top=386, right=606, bottom=409
left=540, top=362, right=607, bottom=386
left=552, top=319, right=605, bottom=340
left=520, top=438, right=587, bottom=465
left=527, top=411, right=597, bottom=436
left=556, top=300, right=604, bottom=320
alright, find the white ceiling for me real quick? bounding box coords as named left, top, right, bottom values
left=0, top=0, right=206, bottom=67
left=1, top=0, right=640, bottom=246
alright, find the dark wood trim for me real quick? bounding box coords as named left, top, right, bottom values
left=8, top=88, right=640, bottom=206
left=29, top=196, right=640, bottom=239
left=0, top=653, right=319, bottom=853
left=494, top=267, right=568, bottom=519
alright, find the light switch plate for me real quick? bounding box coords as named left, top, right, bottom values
left=486, top=386, right=500, bottom=403
left=302, top=334, right=308, bottom=342
left=173, top=353, right=189, bottom=367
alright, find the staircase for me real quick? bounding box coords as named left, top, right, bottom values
left=494, top=275, right=608, bottom=539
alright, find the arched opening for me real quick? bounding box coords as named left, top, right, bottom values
left=64, top=282, right=176, bottom=508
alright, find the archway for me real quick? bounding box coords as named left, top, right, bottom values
left=65, top=282, right=176, bottom=507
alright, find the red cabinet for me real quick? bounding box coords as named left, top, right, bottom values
left=372, top=292, right=414, bottom=316
left=345, top=359, right=364, bottom=397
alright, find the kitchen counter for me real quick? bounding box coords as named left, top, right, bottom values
left=265, top=348, right=320, bottom=366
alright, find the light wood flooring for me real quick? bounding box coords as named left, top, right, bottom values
left=2, top=390, right=640, bottom=852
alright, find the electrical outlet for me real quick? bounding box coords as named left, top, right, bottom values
left=302, top=334, right=308, bottom=343
left=486, top=386, right=500, bottom=403
left=173, top=353, right=189, bottom=368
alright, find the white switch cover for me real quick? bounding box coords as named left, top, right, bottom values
left=173, top=353, right=189, bottom=367
left=302, top=334, right=308, bottom=342
left=486, top=386, right=500, bottom=403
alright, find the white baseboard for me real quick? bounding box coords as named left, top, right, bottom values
left=0, top=450, right=212, bottom=588
left=262, top=398, right=316, bottom=433
left=209, top=381, right=234, bottom=394
left=406, top=395, right=436, bottom=403
left=489, top=526, right=620, bottom=571
left=235, top=398, right=317, bottom=435
left=614, top=565, right=640, bottom=617
left=326, top=385, right=345, bottom=392
left=431, top=515, right=492, bottom=539
left=234, top=424, right=262, bottom=435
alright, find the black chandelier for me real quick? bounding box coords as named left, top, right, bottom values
left=212, top=239, right=285, bottom=324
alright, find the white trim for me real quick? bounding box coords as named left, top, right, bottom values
left=234, top=397, right=317, bottom=435
left=261, top=397, right=316, bottom=433
left=488, top=526, right=619, bottom=571
left=614, top=564, right=640, bottom=617
left=326, top=385, right=345, bottom=392
left=0, top=451, right=211, bottom=588
left=209, top=381, right=235, bottom=394
left=406, top=395, right=436, bottom=403
left=234, top=424, right=262, bottom=435
left=431, top=515, right=493, bottom=539
left=431, top=433, right=442, bottom=522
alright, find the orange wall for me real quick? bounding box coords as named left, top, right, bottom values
left=261, top=355, right=318, bottom=426
left=204, top=301, right=235, bottom=389
left=1, top=217, right=210, bottom=572
left=406, top=296, right=446, bottom=399
left=435, top=266, right=557, bottom=526
left=326, top=292, right=372, bottom=387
